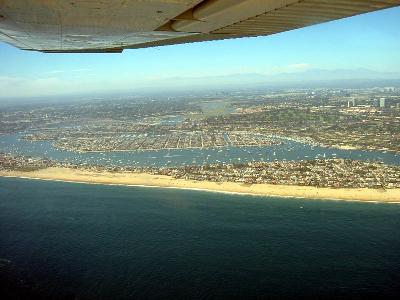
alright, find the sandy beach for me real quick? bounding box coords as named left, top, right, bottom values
left=1, top=167, right=399, bottom=203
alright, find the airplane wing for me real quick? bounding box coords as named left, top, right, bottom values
left=0, top=0, right=399, bottom=53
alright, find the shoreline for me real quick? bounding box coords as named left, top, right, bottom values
left=1, top=167, right=399, bottom=203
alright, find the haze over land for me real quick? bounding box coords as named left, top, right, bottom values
left=1, top=68, right=400, bottom=104
left=138, top=68, right=400, bottom=91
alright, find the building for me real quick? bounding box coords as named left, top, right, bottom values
left=347, top=98, right=356, bottom=108
left=379, top=98, right=386, bottom=108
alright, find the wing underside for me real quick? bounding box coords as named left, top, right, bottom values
left=0, top=0, right=399, bottom=53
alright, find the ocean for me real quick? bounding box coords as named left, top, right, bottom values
left=0, top=177, right=399, bottom=299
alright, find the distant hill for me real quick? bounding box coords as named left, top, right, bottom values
left=2, top=68, right=399, bottom=102
left=150, top=68, right=400, bottom=90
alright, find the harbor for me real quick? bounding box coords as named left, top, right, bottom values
left=1, top=132, right=399, bottom=169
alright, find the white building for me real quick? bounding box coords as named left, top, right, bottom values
left=379, top=98, right=386, bottom=108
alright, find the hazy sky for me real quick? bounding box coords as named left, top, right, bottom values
left=1, top=6, right=400, bottom=99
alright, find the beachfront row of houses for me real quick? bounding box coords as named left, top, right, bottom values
left=151, top=160, right=399, bottom=189
left=1, top=153, right=398, bottom=189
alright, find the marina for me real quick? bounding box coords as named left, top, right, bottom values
left=1, top=132, right=399, bottom=168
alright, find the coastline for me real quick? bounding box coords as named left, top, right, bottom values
left=1, top=167, right=400, bottom=203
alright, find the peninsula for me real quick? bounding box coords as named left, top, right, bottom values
left=1, top=165, right=399, bottom=203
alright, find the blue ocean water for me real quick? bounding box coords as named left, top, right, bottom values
left=0, top=177, right=399, bottom=299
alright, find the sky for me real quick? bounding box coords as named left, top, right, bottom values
left=0, top=6, right=400, bottom=99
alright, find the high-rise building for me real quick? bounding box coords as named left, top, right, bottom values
left=347, top=98, right=356, bottom=108
left=379, top=98, right=386, bottom=108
